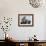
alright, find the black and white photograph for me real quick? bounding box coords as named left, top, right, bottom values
left=18, top=14, right=34, bottom=27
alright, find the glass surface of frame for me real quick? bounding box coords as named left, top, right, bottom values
left=18, top=14, right=34, bottom=27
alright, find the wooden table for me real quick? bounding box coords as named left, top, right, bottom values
left=13, top=40, right=46, bottom=46
left=5, top=39, right=46, bottom=46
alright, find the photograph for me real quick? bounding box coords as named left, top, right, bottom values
left=18, top=14, right=34, bottom=27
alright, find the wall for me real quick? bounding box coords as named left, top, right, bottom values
left=0, top=0, right=46, bottom=40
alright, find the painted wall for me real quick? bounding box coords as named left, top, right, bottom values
left=0, top=0, right=46, bottom=40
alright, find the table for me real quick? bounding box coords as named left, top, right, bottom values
left=5, top=39, right=46, bottom=46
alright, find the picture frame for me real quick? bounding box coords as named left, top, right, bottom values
left=18, top=14, right=34, bottom=27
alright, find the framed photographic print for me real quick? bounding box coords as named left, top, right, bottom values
left=18, top=14, right=34, bottom=27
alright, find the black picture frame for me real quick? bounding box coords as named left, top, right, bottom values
left=18, top=14, right=34, bottom=27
